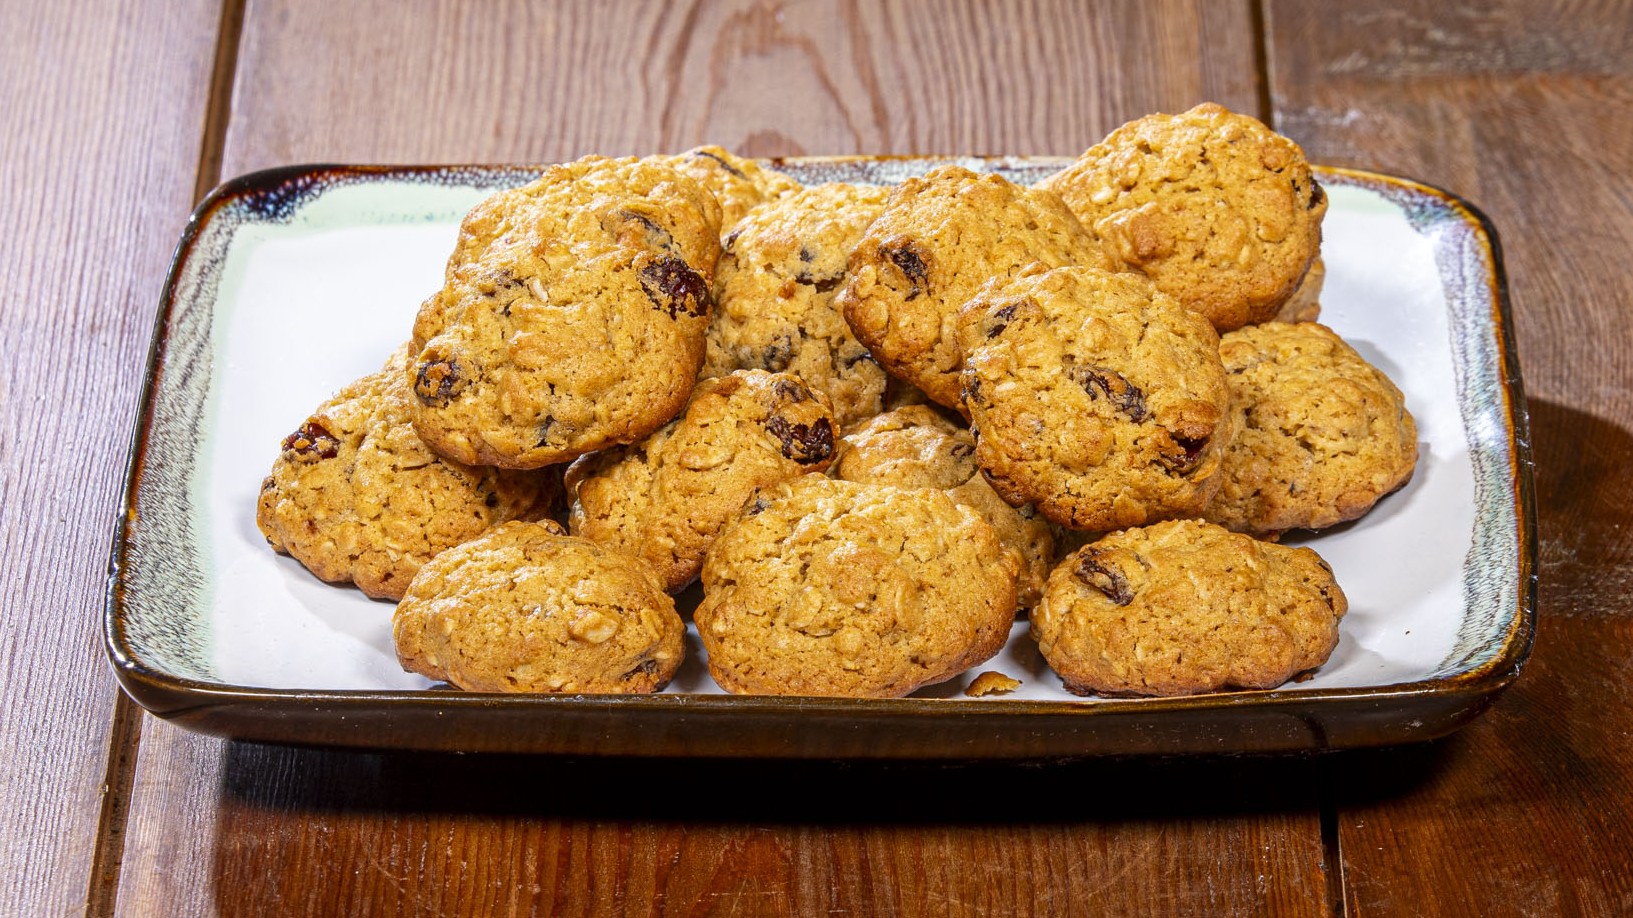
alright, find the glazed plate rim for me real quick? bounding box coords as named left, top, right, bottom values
left=104, top=157, right=1535, bottom=758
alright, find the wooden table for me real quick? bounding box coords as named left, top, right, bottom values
left=5, top=1, right=1630, bottom=914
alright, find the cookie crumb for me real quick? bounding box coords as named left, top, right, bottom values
left=965, top=671, right=1022, bottom=697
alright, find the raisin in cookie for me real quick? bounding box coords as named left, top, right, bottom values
left=662, top=146, right=803, bottom=231
left=1205, top=322, right=1418, bottom=535
left=695, top=477, right=1018, bottom=697
left=256, top=349, right=557, bottom=600
left=393, top=520, right=684, bottom=693
left=702, top=182, right=891, bottom=428
left=838, top=165, right=1104, bottom=409
left=408, top=158, right=723, bottom=469
left=1034, top=519, right=1346, bottom=696
left=957, top=264, right=1235, bottom=531
left=1040, top=103, right=1326, bottom=331
left=834, top=406, right=1053, bottom=610
left=565, top=370, right=838, bottom=592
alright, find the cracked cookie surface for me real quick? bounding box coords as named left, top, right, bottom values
left=1205, top=321, right=1418, bottom=535
left=408, top=156, right=722, bottom=469
left=834, top=405, right=1053, bottom=610
left=702, top=182, right=891, bottom=429
left=393, top=520, right=684, bottom=693
left=566, top=370, right=838, bottom=592
left=1040, top=103, right=1326, bottom=331
left=1033, top=519, right=1346, bottom=696
left=957, top=264, right=1234, bottom=531
left=695, top=476, right=1018, bottom=697
left=838, top=165, right=1103, bottom=409
left=256, top=348, right=558, bottom=600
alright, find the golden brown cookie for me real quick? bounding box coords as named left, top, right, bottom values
left=833, top=406, right=1053, bottom=610
left=393, top=520, right=684, bottom=693
left=702, top=182, right=892, bottom=429
left=957, top=264, right=1234, bottom=531
left=837, top=165, right=1103, bottom=408
left=662, top=146, right=803, bottom=231
left=256, top=350, right=557, bottom=600
left=1040, top=103, right=1327, bottom=331
left=1204, top=322, right=1418, bottom=535
left=407, top=156, right=723, bottom=469
left=565, top=370, right=838, bottom=592
left=695, top=476, right=1018, bottom=697
left=1033, top=520, right=1347, bottom=696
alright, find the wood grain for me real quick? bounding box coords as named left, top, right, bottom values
left=110, top=1, right=1337, bottom=915
left=1265, top=1, right=1633, bottom=913
left=0, top=1, right=220, bottom=914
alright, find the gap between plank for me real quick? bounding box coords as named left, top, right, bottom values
left=1248, top=0, right=1276, bottom=128
left=1319, top=756, right=1349, bottom=918
left=84, top=0, right=248, bottom=914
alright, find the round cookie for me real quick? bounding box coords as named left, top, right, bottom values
left=662, top=146, right=803, bottom=231
left=1205, top=321, right=1418, bottom=535
left=393, top=520, right=685, bottom=693
left=408, top=158, right=724, bottom=469
left=702, top=182, right=892, bottom=429
left=1033, top=519, right=1347, bottom=696
left=256, top=349, right=557, bottom=600
left=566, top=370, right=839, bottom=592
left=957, top=264, right=1235, bottom=531
left=834, top=406, right=1054, bottom=610
left=837, top=165, right=1104, bottom=409
left=695, top=476, right=1018, bottom=697
left=1039, top=103, right=1327, bottom=331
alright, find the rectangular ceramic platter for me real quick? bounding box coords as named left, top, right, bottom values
left=108, top=158, right=1533, bottom=758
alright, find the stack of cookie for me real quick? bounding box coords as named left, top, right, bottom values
left=256, top=105, right=1418, bottom=701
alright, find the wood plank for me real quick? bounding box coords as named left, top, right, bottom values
left=113, top=1, right=1333, bottom=915
left=0, top=1, right=222, bottom=914
left=1264, top=1, right=1633, bottom=914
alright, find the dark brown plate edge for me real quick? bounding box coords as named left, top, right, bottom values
left=102, top=160, right=1536, bottom=760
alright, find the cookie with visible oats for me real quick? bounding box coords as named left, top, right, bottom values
left=565, top=370, right=838, bottom=592
left=662, top=146, right=803, bottom=231
left=1040, top=103, right=1327, bottom=331
left=957, top=264, right=1234, bottom=532
left=838, top=165, right=1104, bottom=409
left=256, top=348, right=558, bottom=601
left=695, top=477, right=1018, bottom=697
left=407, top=156, right=723, bottom=469
left=1033, top=519, right=1346, bottom=696
left=393, top=520, right=684, bottom=693
left=1205, top=321, right=1418, bottom=535
left=702, top=182, right=892, bottom=429
left=834, top=406, right=1053, bottom=610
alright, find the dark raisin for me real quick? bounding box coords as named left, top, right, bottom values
left=535, top=415, right=557, bottom=448
left=639, top=255, right=711, bottom=318
left=1075, top=549, right=1134, bottom=605
left=963, top=376, right=984, bottom=405
left=1071, top=365, right=1148, bottom=422
left=745, top=496, right=772, bottom=516
left=771, top=378, right=809, bottom=403
left=484, top=492, right=499, bottom=508
left=986, top=303, right=1019, bottom=338
left=880, top=239, right=930, bottom=300
left=798, top=245, right=815, bottom=263
left=761, top=334, right=794, bottom=372
left=765, top=416, right=835, bottom=464
left=622, top=658, right=661, bottom=681
left=1157, top=434, right=1209, bottom=474
left=1308, top=181, right=1325, bottom=210
left=690, top=149, right=745, bottom=178
left=282, top=420, right=340, bottom=460
left=841, top=350, right=876, bottom=369
left=414, top=359, right=468, bottom=408
left=617, top=209, right=676, bottom=253
left=794, top=269, right=844, bottom=292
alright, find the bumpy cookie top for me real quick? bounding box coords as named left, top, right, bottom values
left=703, top=182, right=892, bottom=429
left=695, top=476, right=1018, bottom=697
left=1033, top=519, right=1347, bottom=696
left=834, top=405, right=1054, bottom=610
left=407, top=158, right=724, bottom=469
left=661, top=146, right=803, bottom=230
left=837, top=165, right=1103, bottom=408
left=1205, top=322, right=1418, bottom=535
left=393, top=520, right=685, bottom=693
left=957, top=264, right=1234, bottom=531
left=565, top=370, right=838, bottom=591
left=256, top=349, right=556, bottom=600
left=1039, top=103, right=1327, bottom=331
